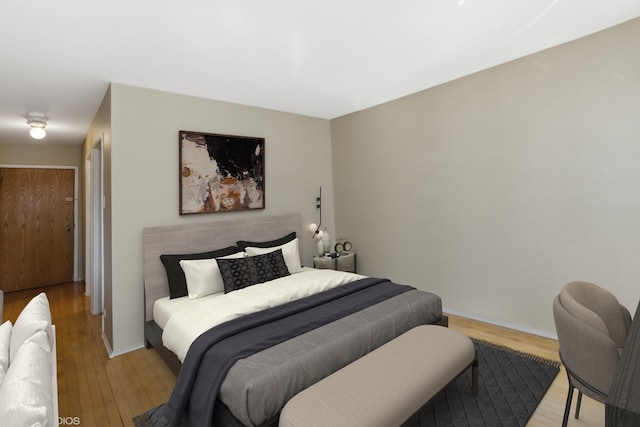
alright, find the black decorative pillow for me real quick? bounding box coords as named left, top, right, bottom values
left=160, top=245, right=238, bottom=299
left=217, top=249, right=290, bottom=293
left=236, top=232, right=296, bottom=252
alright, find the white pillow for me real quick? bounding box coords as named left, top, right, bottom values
left=245, top=238, right=303, bottom=274
left=0, top=320, right=12, bottom=386
left=10, top=293, right=52, bottom=362
left=0, top=330, right=53, bottom=427
left=180, top=252, right=247, bottom=299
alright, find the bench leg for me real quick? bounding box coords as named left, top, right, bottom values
left=471, top=347, right=479, bottom=396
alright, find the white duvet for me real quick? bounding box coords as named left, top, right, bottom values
left=161, top=268, right=366, bottom=362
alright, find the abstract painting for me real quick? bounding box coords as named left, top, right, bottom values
left=179, top=131, right=265, bottom=214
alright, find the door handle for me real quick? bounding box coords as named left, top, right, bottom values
left=66, top=224, right=72, bottom=232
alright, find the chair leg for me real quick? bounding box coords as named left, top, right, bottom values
left=574, top=390, right=583, bottom=419
left=562, top=384, right=574, bottom=427
left=471, top=349, right=479, bottom=396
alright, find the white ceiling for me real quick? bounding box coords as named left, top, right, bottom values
left=1, top=1, right=638, bottom=146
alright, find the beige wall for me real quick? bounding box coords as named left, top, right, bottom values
left=105, top=84, right=334, bottom=354
left=331, top=18, right=640, bottom=337
left=0, top=143, right=82, bottom=167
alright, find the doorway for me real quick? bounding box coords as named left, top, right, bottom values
left=85, top=137, right=104, bottom=316
left=0, top=167, right=77, bottom=292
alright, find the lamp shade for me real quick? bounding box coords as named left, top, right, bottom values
left=29, top=127, right=46, bottom=139
left=26, top=113, right=48, bottom=140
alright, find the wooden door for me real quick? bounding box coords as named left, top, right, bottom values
left=0, top=168, right=75, bottom=292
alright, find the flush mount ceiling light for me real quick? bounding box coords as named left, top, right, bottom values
left=26, top=112, right=47, bottom=139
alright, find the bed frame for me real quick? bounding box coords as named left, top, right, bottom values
left=143, top=213, right=304, bottom=374
left=143, top=213, right=448, bottom=427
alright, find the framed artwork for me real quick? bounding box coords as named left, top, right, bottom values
left=179, top=130, right=265, bottom=215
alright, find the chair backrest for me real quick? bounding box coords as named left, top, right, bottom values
left=553, top=294, right=618, bottom=399
left=553, top=281, right=631, bottom=400
left=561, top=281, right=629, bottom=348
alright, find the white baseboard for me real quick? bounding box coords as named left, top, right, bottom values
left=102, top=333, right=113, bottom=357
left=443, top=306, right=558, bottom=341
left=109, top=343, right=145, bottom=358
left=102, top=333, right=145, bottom=358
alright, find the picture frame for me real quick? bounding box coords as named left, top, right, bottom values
left=179, top=130, right=265, bottom=215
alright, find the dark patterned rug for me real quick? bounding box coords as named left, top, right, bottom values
left=133, top=340, right=559, bottom=427
left=407, top=340, right=560, bottom=426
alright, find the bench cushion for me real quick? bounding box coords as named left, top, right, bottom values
left=279, top=325, right=475, bottom=427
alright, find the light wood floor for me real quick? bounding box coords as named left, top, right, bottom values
left=2, top=281, right=605, bottom=427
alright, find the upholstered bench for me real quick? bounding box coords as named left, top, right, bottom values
left=279, top=325, right=477, bottom=427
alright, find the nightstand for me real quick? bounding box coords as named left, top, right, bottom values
left=313, top=252, right=357, bottom=273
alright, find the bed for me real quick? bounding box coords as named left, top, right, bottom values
left=143, top=213, right=444, bottom=427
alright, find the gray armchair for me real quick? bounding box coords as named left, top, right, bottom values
left=553, top=281, right=632, bottom=427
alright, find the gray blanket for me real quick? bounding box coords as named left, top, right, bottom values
left=165, top=277, right=419, bottom=427
left=220, top=288, right=442, bottom=426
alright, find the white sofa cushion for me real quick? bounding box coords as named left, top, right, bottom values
left=9, top=293, right=52, bottom=362
left=0, top=320, right=11, bottom=386
left=0, top=330, right=53, bottom=427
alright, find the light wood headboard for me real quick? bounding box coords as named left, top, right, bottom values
left=143, top=213, right=303, bottom=322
